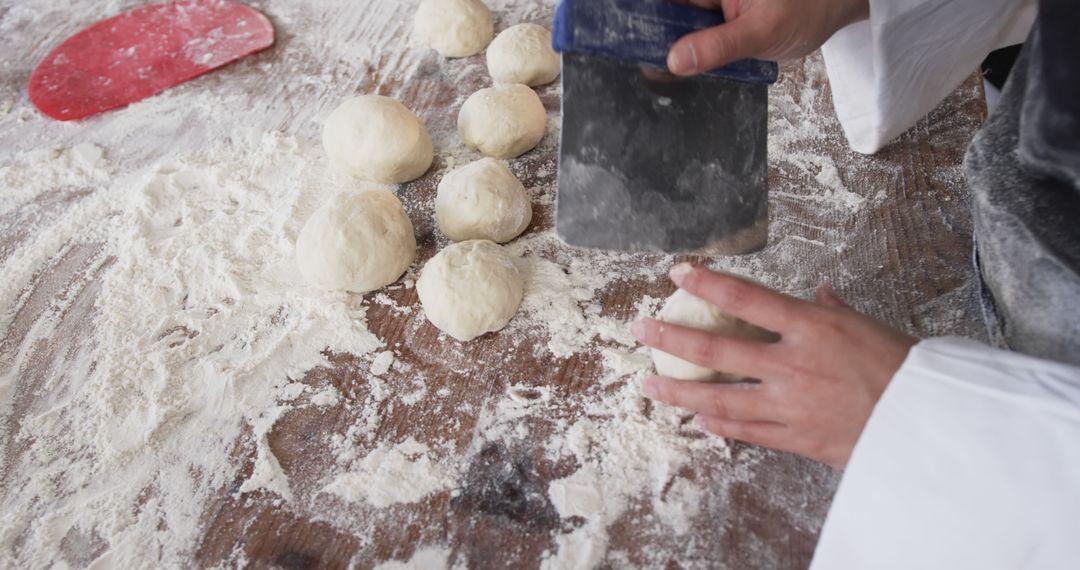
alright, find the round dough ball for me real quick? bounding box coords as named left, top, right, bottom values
left=296, top=190, right=416, bottom=293
left=322, top=95, right=434, bottom=184
left=458, top=84, right=547, bottom=159
left=651, top=288, right=779, bottom=381
left=435, top=158, right=533, bottom=243
left=487, top=24, right=560, bottom=87
left=414, top=0, right=493, bottom=58
left=417, top=240, right=524, bottom=341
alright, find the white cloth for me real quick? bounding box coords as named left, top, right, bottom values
left=821, top=0, right=1037, bottom=154
left=810, top=338, right=1080, bottom=569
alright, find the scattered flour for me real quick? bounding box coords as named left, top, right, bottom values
left=239, top=406, right=295, bottom=502
left=505, top=243, right=650, bottom=358
left=767, top=70, right=876, bottom=215
left=374, top=545, right=454, bottom=570
left=0, top=133, right=386, bottom=565
left=371, top=350, right=396, bottom=376
left=539, top=372, right=735, bottom=570
left=281, top=382, right=310, bottom=401
left=322, top=438, right=456, bottom=508
left=311, top=385, right=341, bottom=407
left=470, top=340, right=740, bottom=570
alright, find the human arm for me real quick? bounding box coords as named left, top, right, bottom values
left=667, top=0, right=1039, bottom=153
left=631, top=264, right=1080, bottom=567
left=811, top=337, right=1080, bottom=568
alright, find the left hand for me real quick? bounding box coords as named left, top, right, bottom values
left=630, top=263, right=918, bottom=468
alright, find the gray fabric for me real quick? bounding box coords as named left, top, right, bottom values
left=966, top=9, right=1080, bottom=366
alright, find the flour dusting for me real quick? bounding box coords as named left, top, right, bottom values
left=374, top=545, right=455, bottom=570
left=0, top=131, right=388, bottom=565
left=323, top=437, right=455, bottom=509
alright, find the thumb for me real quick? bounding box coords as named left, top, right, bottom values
left=667, top=19, right=767, bottom=76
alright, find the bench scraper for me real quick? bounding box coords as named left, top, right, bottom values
left=552, top=0, right=778, bottom=255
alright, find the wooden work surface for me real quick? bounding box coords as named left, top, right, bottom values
left=0, top=1, right=987, bottom=568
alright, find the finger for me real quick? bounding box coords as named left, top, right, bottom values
left=667, top=18, right=768, bottom=76
left=669, top=264, right=812, bottom=334
left=631, top=318, right=780, bottom=380
left=695, top=415, right=793, bottom=450
left=642, top=375, right=780, bottom=422
left=814, top=283, right=851, bottom=310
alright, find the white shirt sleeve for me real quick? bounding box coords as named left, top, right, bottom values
left=820, top=0, right=1037, bottom=154
left=810, top=337, right=1080, bottom=569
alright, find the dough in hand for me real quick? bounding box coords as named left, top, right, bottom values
left=458, top=84, right=546, bottom=159
left=436, top=158, right=532, bottom=243
left=651, top=288, right=779, bottom=381
left=414, top=0, right=493, bottom=58
left=417, top=240, right=524, bottom=341
left=296, top=190, right=416, bottom=293
left=487, top=24, right=560, bottom=87
left=322, top=95, right=433, bottom=184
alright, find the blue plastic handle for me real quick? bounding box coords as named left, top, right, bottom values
left=552, top=0, right=779, bottom=84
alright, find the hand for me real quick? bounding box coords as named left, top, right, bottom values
left=630, top=264, right=917, bottom=468
left=666, top=0, right=870, bottom=76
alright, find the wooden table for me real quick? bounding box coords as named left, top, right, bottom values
left=0, top=1, right=987, bottom=568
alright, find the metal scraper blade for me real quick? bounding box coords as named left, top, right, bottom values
left=556, top=52, right=769, bottom=255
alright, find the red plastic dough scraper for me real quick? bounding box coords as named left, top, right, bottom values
left=29, top=0, right=275, bottom=121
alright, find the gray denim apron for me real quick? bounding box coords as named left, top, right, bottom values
left=966, top=0, right=1080, bottom=366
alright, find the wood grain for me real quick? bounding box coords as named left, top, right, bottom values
left=0, top=0, right=987, bottom=568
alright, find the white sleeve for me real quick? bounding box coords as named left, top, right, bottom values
left=820, top=0, right=1037, bottom=154
left=810, top=337, right=1080, bottom=569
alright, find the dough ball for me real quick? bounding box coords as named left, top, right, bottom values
left=416, top=240, right=524, bottom=341
left=414, top=0, right=493, bottom=58
left=322, top=95, right=434, bottom=184
left=296, top=190, right=416, bottom=293
left=651, top=288, right=779, bottom=381
left=487, top=24, right=560, bottom=87
left=458, top=84, right=546, bottom=159
left=435, top=158, right=533, bottom=243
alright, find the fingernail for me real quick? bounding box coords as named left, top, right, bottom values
left=641, top=378, right=660, bottom=399
left=669, top=263, right=693, bottom=285
left=630, top=319, right=647, bottom=340
left=669, top=43, right=697, bottom=74
left=694, top=415, right=710, bottom=430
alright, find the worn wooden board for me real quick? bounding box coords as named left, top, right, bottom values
left=0, top=0, right=987, bottom=568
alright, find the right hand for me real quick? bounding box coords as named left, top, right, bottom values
left=630, top=264, right=917, bottom=468
left=666, top=0, right=870, bottom=76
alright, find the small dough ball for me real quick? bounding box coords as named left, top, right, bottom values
left=322, top=95, right=434, bottom=184
left=458, top=84, right=546, bottom=159
left=417, top=240, right=524, bottom=341
left=436, top=158, right=533, bottom=243
left=487, top=24, right=560, bottom=87
left=414, top=0, right=493, bottom=58
left=651, top=288, right=779, bottom=381
left=296, top=190, right=416, bottom=293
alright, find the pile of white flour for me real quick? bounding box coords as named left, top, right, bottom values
left=0, top=130, right=763, bottom=568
